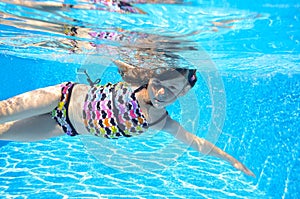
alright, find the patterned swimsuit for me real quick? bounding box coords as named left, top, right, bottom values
left=82, top=82, right=149, bottom=138
left=53, top=82, right=167, bottom=138
left=52, top=82, right=78, bottom=136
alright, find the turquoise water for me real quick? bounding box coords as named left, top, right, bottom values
left=1, top=0, right=299, bottom=198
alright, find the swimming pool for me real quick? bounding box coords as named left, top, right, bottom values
left=0, top=0, right=299, bottom=198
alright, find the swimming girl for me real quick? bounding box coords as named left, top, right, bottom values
left=0, top=60, right=255, bottom=177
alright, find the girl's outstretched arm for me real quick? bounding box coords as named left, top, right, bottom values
left=162, top=116, right=255, bottom=177
left=0, top=84, right=62, bottom=124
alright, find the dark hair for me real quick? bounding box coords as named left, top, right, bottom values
left=155, top=68, right=197, bottom=88
left=119, top=67, right=197, bottom=88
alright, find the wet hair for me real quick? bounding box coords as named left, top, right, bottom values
left=156, top=68, right=197, bottom=88
left=119, top=67, right=197, bottom=88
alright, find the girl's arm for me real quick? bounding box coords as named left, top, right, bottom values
left=0, top=84, right=62, bottom=124
left=162, top=116, right=255, bottom=177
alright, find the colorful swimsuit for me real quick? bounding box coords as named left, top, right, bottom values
left=53, top=82, right=167, bottom=138
left=83, top=82, right=149, bottom=139
left=52, top=82, right=78, bottom=136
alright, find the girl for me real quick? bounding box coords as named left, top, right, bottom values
left=0, top=60, right=255, bottom=177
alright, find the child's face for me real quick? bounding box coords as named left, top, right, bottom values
left=148, top=74, right=191, bottom=109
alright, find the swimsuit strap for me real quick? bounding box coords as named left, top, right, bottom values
left=133, top=84, right=148, bottom=94
left=84, top=70, right=101, bottom=86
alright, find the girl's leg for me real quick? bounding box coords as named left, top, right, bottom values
left=0, top=84, right=62, bottom=124
left=0, top=114, right=65, bottom=142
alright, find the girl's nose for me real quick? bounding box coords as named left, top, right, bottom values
left=155, top=88, right=165, bottom=99
left=157, top=88, right=165, bottom=95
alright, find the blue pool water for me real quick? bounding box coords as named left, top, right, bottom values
left=0, top=0, right=300, bottom=198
